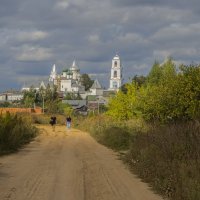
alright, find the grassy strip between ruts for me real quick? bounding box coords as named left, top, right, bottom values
left=77, top=115, right=200, bottom=200
left=0, top=112, right=38, bottom=155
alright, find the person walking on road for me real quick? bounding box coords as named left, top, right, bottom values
left=50, top=116, right=57, bottom=131
left=66, top=116, right=72, bottom=129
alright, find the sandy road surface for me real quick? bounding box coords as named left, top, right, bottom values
left=0, top=125, right=163, bottom=200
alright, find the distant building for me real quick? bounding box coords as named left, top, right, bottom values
left=49, top=61, right=85, bottom=95
left=18, top=54, right=123, bottom=104
left=21, top=81, right=49, bottom=92
left=62, top=100, right=88, bottom=115
left=90, top=79, right=103, bottom=96
left=109, top=55, right=122, bottom=91
left=0, top=91, right=23, bottom=102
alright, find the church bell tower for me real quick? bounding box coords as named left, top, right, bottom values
left=109, top=55, right=122, bottom=90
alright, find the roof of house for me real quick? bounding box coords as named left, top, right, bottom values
left=90, top=79, right=102, bottom=89
left=62, top=100, right=87, bottom=109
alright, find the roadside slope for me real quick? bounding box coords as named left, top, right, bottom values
left=0, top=125, right=163, bottom=200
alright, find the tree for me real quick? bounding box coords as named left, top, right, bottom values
left=132, top=75, right=147, bottom=87
left=80, top=74, right=94, bottom=91
left=22, top=87, right=36, bottom=108
left=147, top=61, right=162, bottom=85
left=161, top=57, right=177, bottom=84
left=107, top=83, right=139, bottom=120
left=63, top=93, right=82, bottom=100
left=120, top=83, right=128, bottom=94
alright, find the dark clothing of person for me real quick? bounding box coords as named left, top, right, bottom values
left=66, top=117, right=71, bottom=123
left=66, top=117, right=72, bottom=129
left=50, top=116, right=56, bottom=126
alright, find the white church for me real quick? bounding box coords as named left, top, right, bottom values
left=109, top=54, right=122, bottom=90
left=49, top=61, right=85, bottom=94
left=49, top=54, right=123, bottom=98
left=1, top=55, right=122, bottom=104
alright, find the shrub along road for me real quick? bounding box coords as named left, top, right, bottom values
left=0, top=125, right=163, bottom=200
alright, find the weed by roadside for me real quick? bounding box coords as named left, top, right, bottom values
left=125, top=122, right=200, bottom=200
left=77, top=115, right=145, bottom=151
left=0, top=112, right=38, bottom=155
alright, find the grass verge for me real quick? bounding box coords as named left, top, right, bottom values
left=0, top=112, right=38, bottom=155
left=125, top=122, right=200, bottom=200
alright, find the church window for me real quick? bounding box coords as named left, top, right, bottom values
left=114, top=61, right=117, bottom=67
left=113, top=81, right=118, bottom=88
left=114, top=71, right=117, bottom=78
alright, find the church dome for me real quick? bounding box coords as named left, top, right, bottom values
left=70, top=60, right=79, bottom=70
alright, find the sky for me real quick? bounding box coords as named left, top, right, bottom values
left=1, top=0, right=200, bottom=91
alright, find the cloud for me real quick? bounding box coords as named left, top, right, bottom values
left=152, top=23, right=200, bottom=42
left=55, top=0, right=70, bottom=10
left=16, top=45, right=53, bottom=62
left=16, top=30, right=49, bottom=42
left=153, top=48, right=200, bottom=60
left=1, top=0, right=200, bottom=90
left=88, top=34, right=100, bottom=44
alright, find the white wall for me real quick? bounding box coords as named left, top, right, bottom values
left=60, top=79, right=72, bottom=92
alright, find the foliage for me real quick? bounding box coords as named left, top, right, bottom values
left=77, top=58, right=200, bottom=200
left=45, top=99, right=73, bottom=115
left=22, top=86, right=36, bottom=107
left=120, top=83, right=128, bottom=94
left=77, top=115, right=129, bottom=150
left=21, top=84, right=60, bottom=112
left=58, top=102, right=73, bottom=116
left=141, top=63, right=200, bottom=121
left=132, top=75, right=147, bottom=87
left=0, top=112, right=38, bottom=154
left=63, top=92, right=82, bottom=100
left=107, top=58, right=200, bottom=122
left=147, top=61, right=163, bottom=85
left=126, top=122, right=200, bottom=200
left=77, top=113, right=200, bottom=200
left=107, top=83, right=140, bottom=120
left=0, top=101, right=11, bottom=108
left=80, top=74, right=94, bottom=91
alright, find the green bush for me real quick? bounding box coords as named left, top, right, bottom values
left=98, top=126, right=130, bottom=150
left=0, top=112, right=38, bottom=154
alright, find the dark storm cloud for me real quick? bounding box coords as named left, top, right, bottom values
left=0, top=0, right=22, bottom=17
left=1, top=0, right=200, bottom=90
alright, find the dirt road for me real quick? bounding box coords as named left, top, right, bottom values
left=0, top=125, right=163, bottom=200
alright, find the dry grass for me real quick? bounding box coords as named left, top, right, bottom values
left=0, top=112, right=38, bottom=154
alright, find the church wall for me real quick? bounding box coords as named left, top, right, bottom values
left=60, top=80, right=72, bottom=92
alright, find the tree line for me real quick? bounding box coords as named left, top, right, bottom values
left=107, top=58, right=200, bottom=122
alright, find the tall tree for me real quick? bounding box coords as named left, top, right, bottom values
left=147, top=61, right=162, bottom=85
left=107, top=83, right=139, bottom=120
left=22, top=86, right=36, bottom=108
left=80, top=74, right=94, bottom=91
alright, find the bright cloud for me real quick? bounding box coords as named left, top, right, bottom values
left=16, top=45, right=53, bottom=62
left=16, top=31, right=49, bottom=42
